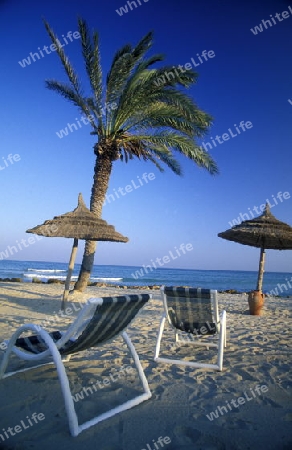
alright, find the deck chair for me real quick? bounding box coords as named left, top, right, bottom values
left=154, top=286, right=226, bottom=371
left=0, top=294, right=152, bottom=436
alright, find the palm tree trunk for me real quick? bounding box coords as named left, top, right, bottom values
left=74, top=149, right=113, bottom=292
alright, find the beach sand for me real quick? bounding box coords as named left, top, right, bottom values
left=0, top=282, right=291, bottom=450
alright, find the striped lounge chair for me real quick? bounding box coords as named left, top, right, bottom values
left=0, top=294, right=152, bottom=436
left=154, top=286, right=226, bottom=371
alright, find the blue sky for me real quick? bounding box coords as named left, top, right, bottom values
left=0, top=0, right=291, bottom=272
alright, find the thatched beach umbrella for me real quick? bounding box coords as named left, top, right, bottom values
left=27, top=193, right=128, bottom=308
left=218, top=204, right=292, bottom=292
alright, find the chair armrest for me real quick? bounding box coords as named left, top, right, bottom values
left=219, top=310, right=227, bottom=325
left=4, top=324, right=55, bottom=359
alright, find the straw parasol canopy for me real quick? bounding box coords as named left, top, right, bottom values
left=27, top=193, right=128, bottom=308
left=27, top=193, right=129, bottom=242
left=218, top=204, right=292, bottom=292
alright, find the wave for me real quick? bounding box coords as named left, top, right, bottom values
left=23, top=274, right=122, bottom=282
left=23, top=273, right=77, bottom=281
left=27, top=268, right=67, bottom=273
left=91, top=277, right=123, bottom=282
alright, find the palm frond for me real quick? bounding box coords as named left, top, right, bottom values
left=106, top=53, right=133, bottom=106
left=113, top=66, right=203, bottom=133
left=120, top=102, right=206, bottom=137
left=155, top=89, right=213, bottom=131
left=148, top=146, right=182, bottom=175
left=111, top=43, right=132, bottom=67
left=132, top=31, right=153, bottom=58
left=186, top=145, right=219, bottom=174
left=127, top=131, right=219, bottom=175
left=117, top=133, right=182, bottom=174
left=45, top=80, right=97, bottom=131
left=137, top=54, right=165, bottom=70
left=106, top=32, right=154, bottom=108
left=141, top=153, right=165, bottom=172
left=152, top=66, right=198, bottom=88
left=78, top=18, right=103, bottom=116
left=114, top=86, right=212, bottom=139
left=43, top=20, right=82, bottom=96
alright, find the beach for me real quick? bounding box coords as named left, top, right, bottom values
left=0, top=282, right=291, bottom=450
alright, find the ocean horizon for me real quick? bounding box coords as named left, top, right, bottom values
left=0, top=259, right=291, bottom=297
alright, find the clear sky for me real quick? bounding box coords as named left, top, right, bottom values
left=1, top=0, right=291, bottom=272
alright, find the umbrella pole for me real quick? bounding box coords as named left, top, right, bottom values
left=256, top=247, right=266, bottom=292
left=61, top=238, right=78, bottom=310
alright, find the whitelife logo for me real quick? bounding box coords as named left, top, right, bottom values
left=116, top=0, right=150, bottom=17
left=250, top=5, right=292, bottom=35
left=18, top=30, right=80, bottom=68
left=153, top=50, right=216, bottom=86
left=0, top=153, right=21, bottom=171
left=200, top=120, right=253, bottom=152
left=72, top=365, right=134, bottom=403
left=267, top=276, right=292, bottom=297
left=140, top=435, right=171, bottom=450
left=55, top=102, right=117, bottom=139
left=228, top=191, right=291, bottom=227
left=206, top=384, right=268, bottom=421
left=0, top=412, right=45, bottom=443
left=131, top=243, right=193, bottom=280
left=103, top=172, right=155, bottom=206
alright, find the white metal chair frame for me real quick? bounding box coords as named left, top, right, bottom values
left=154, top=286, right=227, bottom=371
left=0, top=295, right=152, bottom=437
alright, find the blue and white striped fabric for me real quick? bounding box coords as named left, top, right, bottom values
left=15, top=294, right=150, bottom=355
left=163, top=287, right=217, bottom=335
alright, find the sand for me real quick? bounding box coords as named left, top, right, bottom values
left=0, top=282, right=291, bottom=450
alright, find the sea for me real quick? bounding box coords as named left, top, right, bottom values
left=0, top=260, right=291, bottom=297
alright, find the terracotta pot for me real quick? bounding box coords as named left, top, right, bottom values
left=248, top=290, right=265, bottom=315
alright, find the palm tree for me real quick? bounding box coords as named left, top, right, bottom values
left=44, top=18, right=218, bottom=292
